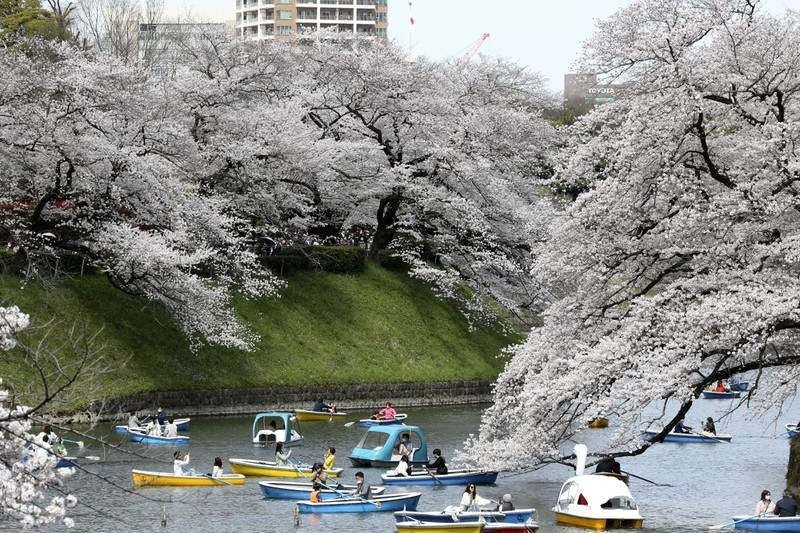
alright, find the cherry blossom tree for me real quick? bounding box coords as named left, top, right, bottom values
left=464, top=0, right=800, bottom=469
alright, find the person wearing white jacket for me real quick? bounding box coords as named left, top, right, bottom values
left=173, top=451, right=190, bottom=475
left=459, top=483, right=493, bottom=511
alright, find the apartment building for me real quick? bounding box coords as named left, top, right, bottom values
left=235, top=0, right=388, bottom=40
left=138, top=23, right=230, bottom=68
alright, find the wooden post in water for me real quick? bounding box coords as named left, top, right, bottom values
left=787, top=432, right=800, bottom=499
left=161, top=504, right=167, bottom=528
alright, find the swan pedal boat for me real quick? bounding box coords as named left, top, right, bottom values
left=394, top=508, right=535, bottom=523
left=131, top=469, right=245, bottom=487
left=643, top=429, right=732, bottom=443
left=258, top=480, right=384, bottom=499
left=702, top=390, right=741, bottom=399
left=293, top=409, right=347, bottom=422
left=382, top=469, right=498, bottom=486
left=114, top=417, right=190, bottom=434
left=357, top=413, right=409, bottom=428
left=786, top=424, right=799, bottom=438
left=732, top=515, right=800, bottom=531
left=295, top=492, right=421, bottom=514
left=127, top=428, right=190, bottom=445
left=229, top=458, right=342, bottom=478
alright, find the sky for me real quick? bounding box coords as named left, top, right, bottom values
left=162, top=0, right=800, bottom=92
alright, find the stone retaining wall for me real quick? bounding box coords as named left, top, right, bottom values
left=100, top=380, right=493, bottom=420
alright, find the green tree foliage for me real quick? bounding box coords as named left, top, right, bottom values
left=0, top=0, right=66, bottom=41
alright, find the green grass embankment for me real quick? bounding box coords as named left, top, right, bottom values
left=0, top=263, right=516, bottom=402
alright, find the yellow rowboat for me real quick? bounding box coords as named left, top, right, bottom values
left=588, top=417, right=609, bottom=429
left=293, top=409, right=348, bottom=422
left=229, top=458, right=342, bottom=478
left=131, top=469, right=245, bottom=487
left=554, top=512, right=643, bottom=530
left=396, top=522, right=482, bottom=533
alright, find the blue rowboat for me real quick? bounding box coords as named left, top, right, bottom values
left=643, top=430, right=732, bottom=443
left=733, top=515, right=800, bottom=531
left=786, top=425, right=799, bottom=438
left=381, top=469, right=498, bottom=486
left=394, top=508, right=535, bottom=524
left=128, top=428, right=190, bottom=445
left=729, top=381, right=749, bottom=392
left=258, top=481, right=385, bottom=500
left=295, top=492, right=421, bottom=514
left=349, top=425, right=428, bottom=467
left=702, top=391, right=741, bottom=399
left=55, top=457, right=78, bottom=468
left=357, top=414, right=408, bottom=428
left=115, top=418, right=191, bottom=434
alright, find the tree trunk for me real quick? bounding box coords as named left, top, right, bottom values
left=369, top=194, right=401, bottom=260
left=787, top=434, right=800, bottom=499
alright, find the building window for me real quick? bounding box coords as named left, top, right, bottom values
left=376, top=27, right=386, bottom=37
left=278, top=10, right=293, bottom=19
left=277, top=0, right=292, bottom=3
left=276, top=25, right=291, bottom=34
left=376, top=12, right=386, bottom=22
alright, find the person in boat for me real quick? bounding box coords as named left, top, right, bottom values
left=211, top=457, right=224, bottom=478
left=310, top=483, right=322, bottom=503
left=595, top=456, right=621, bottom=474
left=425, top=448, right=448, bottom=475
left=459, top=483, right=493, bottom=512
left=310, top=462, right=329, bottom=484
left=500, top=494, right=515, bottom=511
left=674, top=419, right=692, bottom=434
left=313, top=399, right=337, bottom=413
left=703, top=417, right=717, bottom=435
left=714, top=380, right=729, bottom=393
left=323, top=447, right=336, bottom=471
left=127, top=413, right=140, bottom=429
left=773, top=489, right=798, bottom=517
left=156, top=407, right=166, bottom=425
left=755, top=489, right=775, bottom=515
left=379, top=402, right=396, bottom=421
left=36, top=425, right=59, bottom=446
left=353, top=471, right=371, bottom=500
left=370, top=410, right=382, bottom=420
left=393, top=455, right=412, bottom=477
left=173, top=451, right=190, bottom=476
left=275, top=442, right=292, bottom=466
left=164, top=418, right=178, bottom=438
left=398, top=433, right=413, bottom=459
left=148, top=420, right=163, bottom=437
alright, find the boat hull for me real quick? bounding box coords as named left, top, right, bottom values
left=482, top=524, right=539, bottom=533
left=729, top=382, right=749, bottom=392
left=259, top=481, right=383, bottom=499
left=395, top=522, right=482, bottom=533
left=357, top=414, right=408, bottom=428
left=702, top=391, right=741, bottom=399
left=55, top=457, right=77, bottom=468
left=128, top=430, right=190, bottom=445
left=229, top=458, right=342, bottom=478
left=733, top=516, right=800, bottom=531
left=786, top=425, right=799, bottom=438
left=382, top=469, right=498, bottom=486
left=644, top=430, right=732, bottom=443
left=295, top=492, right=421, bottom=514
left=293, top=410, right=347, bottom=422
left=555, top=512, right=643, bottom=530
left=131, top=470, right=244, bottom=487
left=394, top=509, right=534, bottom=524
left=115, top=418, right=190, bottom=434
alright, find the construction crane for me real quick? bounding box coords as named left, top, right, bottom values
left=461, top=33, right=490, bottom=62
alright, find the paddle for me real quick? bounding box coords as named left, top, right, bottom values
left=689, top=428, right=731, bottom=444
left=621, top=470, right=674, bottom=487
left=61, top=438, right=84, bottom=448
left=288, top=460, right=380, bottom=508
left=709, top=512, right=765, bottom=530
left=423, top=466, right=443, bottom=486
left=189, top=468, right=232, bottom=486
left=344, top=421, right=358, bottom=428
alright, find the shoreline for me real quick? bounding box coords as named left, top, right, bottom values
left=71, top=379, right=494, bottom=423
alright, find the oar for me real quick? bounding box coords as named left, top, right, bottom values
left=709, top=512, right=765, bottom=530
left=621, top=470, right=674, bottom=487
left=689, top=429, right=731, bottom=444
left=288, top=460, right=380, bottom=508
left=189, top=468, right=232, bottom=486
left=423, top=466, right=442, bottom=486
left=344, top=421, right=358, bottom=428
left=61, top=438, right=84, bottom=448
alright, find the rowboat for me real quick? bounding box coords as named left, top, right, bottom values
left=729, top=381, right=749, bottom=392
left=131, top=469, right=245, bottom=487
left=251, top=412, right=303, bottom=446
left=643, top=430, right=732, bottom=443
left=229, top=458, right=342, bottom=478
left=588, top=417, right=609, bottom=428
left=702, top=390, right=741, bottom=399
left=55, top=456, right=78, bottom=468
left=396, top=523, right=483, bottom=533
left=293, top=409, right=347, bottom=422
left=732, top=515, right=800, bottom=531
left=786, top=424, right=799, bottom=438
left=553, top=444, right=644, bottom=529
left=115, top=417, right=190, bottom=434
left=258, top=481, right=384, bottom=499
left=295, top=492, right=421, bottom=514
left=381, top=469, right=498, bottom=486
left=394, top=508, right=535, bottom=523
left=482, top=524, right=540, bottom=532
left=127, top=428, right=190, bottom=445
left=350, top=425, right=428, bottom=467
left=357, top=413, right=409, bottom=428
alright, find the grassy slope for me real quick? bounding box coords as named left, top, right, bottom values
left=0, top=264, right=515, bottom=401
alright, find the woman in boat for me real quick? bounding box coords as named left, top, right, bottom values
left=715, top=380, right=729, bottom=392
left=323, top=447, right=336, bottom=471
left=148, top=420, right=162, bottom=437
left=500, top=494, right=515, bottom=511
left=127, top=413, right=140, bottom=429
left=393, top=455, right=412, bottom=477
left=425, top=448, right=448, bottom=475
left=459, top=483, right=493, bottom=512
left=703, top=417, right=717, bottom=435
left=173, top=451, right=190, bottom=476
left=275, top=442, right=292, bottom=466
left=310, top=483, right=322, bottom=503
left=755, top=489, right=775, bottom=515
left=164, top=418, right=178, bottom=438
left=379, top=402, right=396, bottom=420
left=211, top=457, right=224, bottom=478
left=310, top=462, right=329, bottom=484
left=398, top=434, right=413, bottom=459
